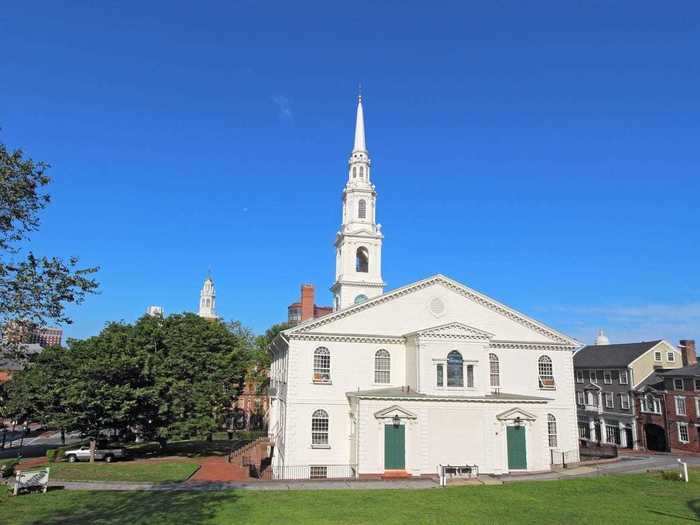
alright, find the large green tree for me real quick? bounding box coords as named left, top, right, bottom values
left=0, top=140, right=99, bottom=355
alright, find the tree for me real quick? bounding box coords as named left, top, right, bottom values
left=0, top=140, right=99, bottom=356
left=248, top=322, right=290, bottom=389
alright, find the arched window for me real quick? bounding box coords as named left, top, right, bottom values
left=358, top=199, right=367, bottom=219
left=311, top=409, right=329, bottom=446
left=547, top=414, right=557, bottom=448
left=374, top=349, right=390, bottom=384
left=447, top=350, right=464, bottom=387
left=489, top=353, right=500, bottom=388
left=352, top=166, right=357, bottom=178
left=354, top=294, right=368, bottom=305
left=356, top=247, right=369, bottom=273
left=538, top=356, right=555, bottom=389
left=313, top=347, right=330, bottom=383
left=359, top=166, right=364, bottom=178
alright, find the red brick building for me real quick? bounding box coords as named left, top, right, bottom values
left=635, top=340, right=699, bottom=453
left=287, top=284, right=332, bottom=326
left=233, top=375, right=270, bottom=430
left=2, top=322, right=62, bottom=348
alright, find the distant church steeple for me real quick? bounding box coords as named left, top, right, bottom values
left=330, top=93, right=385, bottom=310
left=198, top=273, right=217, bottom=319
left=595, top=329, right=610, bottom=346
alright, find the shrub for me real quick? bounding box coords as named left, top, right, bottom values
left=0, top=459, right=19, bottom=478
left=660, top=470, right=682, bottom=481
left=47, top=445, right=74, bottom=463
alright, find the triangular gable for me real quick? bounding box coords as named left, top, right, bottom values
left=374, top=405, right=418, bottom=420
left=285, top=274, right=579, bottom=347
left=496, top=407, right=537, bottom=422
left=582, top=383, right=601, bottom=391
left=404, top=322, right=495, bottom=340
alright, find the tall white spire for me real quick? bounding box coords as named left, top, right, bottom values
left=332, top=93, right=384, bottom=310
left=198, top=274, right=217, bottom=319
left=353, top=93, right=366, bottom=152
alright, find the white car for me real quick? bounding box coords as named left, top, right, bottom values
left=63, top=446, right=128, bottom=463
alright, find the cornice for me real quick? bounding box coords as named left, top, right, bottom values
left=287, top=332, right=405, bottom=345
left=490, top=341, right=576, bottom=352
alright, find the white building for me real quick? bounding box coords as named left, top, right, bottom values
left=268, top=97, right=580, bottom=478
left=146, top=305, right=164, bottom=317
left=198, top=274, right=217, bottom=319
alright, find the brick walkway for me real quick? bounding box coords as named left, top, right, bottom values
left=188, top=456, right=249, bottom=482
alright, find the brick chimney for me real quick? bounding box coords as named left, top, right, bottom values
left=679, top=339, right=697, bottom=366
left=300, top=284, right=315, bottom=322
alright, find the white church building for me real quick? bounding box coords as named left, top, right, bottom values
left=268, top=97, right=581, bottom=478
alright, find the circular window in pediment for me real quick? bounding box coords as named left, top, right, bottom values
left=429, top=297, right=446, bottom=317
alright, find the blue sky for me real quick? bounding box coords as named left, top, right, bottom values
left=1, top=1, right=699, bottom=346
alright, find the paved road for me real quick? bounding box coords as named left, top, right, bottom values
left=0, top=430, right=81, bottom=460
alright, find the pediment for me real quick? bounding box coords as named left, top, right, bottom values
left=284, top=274, right=579, bottom=348
left=374, top=405, right=417, bottom=420
left=496, top=407, right=537, bottom=422
left=582, top=383, right=601, bottom=391
left=405, top=322, right=494, bottom=341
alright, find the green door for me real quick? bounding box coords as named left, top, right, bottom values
left=506, top=426, right=527, bottom=470
left=384, top=425, right=405, bottom=469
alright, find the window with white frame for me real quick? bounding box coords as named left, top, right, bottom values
left=589, top=370, right=597, bottom=383
left=578, top=423, right=590, bottom=439
left=313, top=347, right=331, bottom=383
left=489, top=354, right=500, bottom=388
left=604, top=392, right=614, bottom=409
left=673, top=378, right=684, bottom=391
left=675, top=396, right=686, bottom=416
left=641, top=394, right=661, bottom=414
left=374, top=349, right=390, bottom=384
left=586, top=391, right=598, bottom=406
left=695, top=379, right=700, bottom=391
left=547, top=414, right=557, bottom=448
left=310, top=466, right=328, bottom=479
left=576, top=370, right=584, bottom=383
left=619, top=370, right=628, bottom=385
left=654, top=351, right=662, bottom=362
left=603, top=371, right=612, bottom=384
left=447, top=351, right=464, bottom=387
left=436, top=364, right=444, bottom=387
left=311, top=409, right=329, bottom=446
left=678, top=422, right=689, bottom=443
left=611, top=370, right=619, bottom=383
left=619, top=393, right=630, bottom=410
left=358, top=199, right=367, bottom=219
left=538, top=356, right=555, bottom=389
left=696, top=398, right=700, bottom=417
left=606, top=424, right=621, bottom=445
left=466, top=364, right=474, bottom=388
left=667, top=352, right=675, bottom=362
left=576, top=391, right=585, bottom=405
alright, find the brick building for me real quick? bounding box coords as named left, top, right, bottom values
left=635, top=340, right=699, bottom=453
left=287, top=284, right=332, bottom=326
left=2, top=321, right=62, bottom=348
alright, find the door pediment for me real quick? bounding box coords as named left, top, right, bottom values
left=374, top=405, right=417, bottom=420
left=496, top=407, right=537, bottom=422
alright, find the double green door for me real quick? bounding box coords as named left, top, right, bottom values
left=506, top=426, right=527, bottom=470
left=384, top=425, right=405, bottom=469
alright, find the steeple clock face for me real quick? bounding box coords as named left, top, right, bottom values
left=354, top=294, right=368, bottom=305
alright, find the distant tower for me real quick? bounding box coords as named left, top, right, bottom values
left=595, top=329, right=610, bottom=346
left=198, top=274, right=217, bottom=319
left=146, top=305, right=164, bottom=317
left=330, top=93, right=385, bottom=310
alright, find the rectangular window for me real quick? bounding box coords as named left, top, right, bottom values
left=604, top=392, right=614, bottom=409
left=611, top=370, right=619, bottom=382
left=596, top=370, right=604, bottom=382
left=695, top=379, right=700, bottom=391
left=667, top=352, right=675, bottom=362
left=674, top=378, right=684, bottom=391
left=619, top=394, right=630, bottom=410
left=310, top=466, right=328, bottom=479
left=576, top=391, right=584, bottom=405
left=678, top=423, right=689, bottom=444
left=589, top=370, right=597, bottom=384
left=696, top=398, right=700, bottom=417
left=654, top=351, right=662, bottom=362
left=436, top=364, right=444, bottom=387
left=578, top=423, right=590, bottom=439
left=606, top=424, right=620, bottom=445
left=576, top=370, right=584, bottom=383
left=675, top=396, right=686, bottom=416
left=619, top=370, right=628, bottom=385
left=603, top=371, right=612, bottom=384
left=466, top=365, right=474, bottom=388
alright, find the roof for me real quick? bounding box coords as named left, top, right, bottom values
left=636, top=371, right=667, bottom=390
left=346, top=386, right=552, bottom=403
left=657, top=364, right=700, bottom=377
left=573, top=341, right=662, bottom=368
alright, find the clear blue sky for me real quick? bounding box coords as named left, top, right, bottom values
left=2, top=1, right=698, bottom=346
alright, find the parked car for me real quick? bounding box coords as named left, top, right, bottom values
left=63, top=446, right=128, bottom=463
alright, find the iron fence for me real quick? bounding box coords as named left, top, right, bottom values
left=254, top=464, right=357, bottom=481
left=549, top=449, right=579, bottom=468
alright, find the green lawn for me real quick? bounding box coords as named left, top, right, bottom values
left=32, top=460, right=199, bottom=483
left=2, top=470, right=699, bottom=524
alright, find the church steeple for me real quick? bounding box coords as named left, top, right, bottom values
left=331, top=94, right=385, bottom=311
left=198, top=274, right=217, bottom=319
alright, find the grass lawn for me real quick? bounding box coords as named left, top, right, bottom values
left=1, top=470, right=699, bottom=524
left=30, top=460, right=200, bottom=483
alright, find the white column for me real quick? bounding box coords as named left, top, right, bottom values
left=588, top=418, right=596, bottom=441
left=619, top=422, right=627, bottom=447
left=599, top=418, right=607, bottom=444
